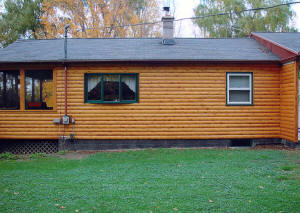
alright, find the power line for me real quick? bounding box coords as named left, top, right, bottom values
left=175, top=1, right=300, bottom=22
left=83, top=1, right=300, bottom=31
left=104, top=21, right=161, bottom=29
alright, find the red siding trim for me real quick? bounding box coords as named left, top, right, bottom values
left=251, top=32, right=298, bottom=63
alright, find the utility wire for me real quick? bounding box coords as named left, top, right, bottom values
left=84, top=1, right=300, bottom=31
left=103, top=20, right=161, bottom=29
left=175, top=1, right=300, bottom=22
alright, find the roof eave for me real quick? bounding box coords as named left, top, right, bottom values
left=251, top=32, right=298, bottom=63
left=0, top=59, right=280, bottom=64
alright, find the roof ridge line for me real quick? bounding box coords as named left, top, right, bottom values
left=14, top=37, right=253, bottom=42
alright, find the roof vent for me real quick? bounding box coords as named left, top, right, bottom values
left=162, top=39, right=175, bottom=45
left=162, top=7, right=175, bottom=45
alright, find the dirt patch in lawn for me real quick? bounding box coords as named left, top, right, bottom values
left=294, top=160, right=300, bottom=164
left=56, top=145, right=298, bottom=160
left=56, top=149, right=141, bottom=160
left=253, top=144, right=293, bottom=150
left=56, top=151, right=99, bottom=160
left=57, top=147, right=229, bottom=160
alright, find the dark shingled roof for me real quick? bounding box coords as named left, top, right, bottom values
left=0, top=38, right=279, bottom=63
left=254, top=32, right=300, bottom=54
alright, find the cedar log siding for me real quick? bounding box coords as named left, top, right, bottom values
left=58, top=63, right=281, bottom=140
left=0, top=69, right=60, bottom=139
left=280, top=61, right=298, bottom=142
left=0, top=63, right=282, bottom=140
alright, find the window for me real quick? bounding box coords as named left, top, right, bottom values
left=0, top=71, right=20, bottom=110
left=226, top=72, right=253, bottom=105
left=85, top=73, right=138, bottom=103
left=25, top=70, right=53, bottom=110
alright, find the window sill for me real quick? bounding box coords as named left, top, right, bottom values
left=85, top=101, right=138, bottom=104
left=226, top=103, right=254, bottom=106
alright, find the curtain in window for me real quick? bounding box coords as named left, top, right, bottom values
left=87, top=75, right=101, bottom=100
left=121, top=75, right=136, bottom=101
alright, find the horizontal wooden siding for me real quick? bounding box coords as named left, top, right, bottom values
left=59, top=63, right=281, bottom=140
left=0, top=63, right=281, bottom=140
left=280, top=61, right=298, bottom=142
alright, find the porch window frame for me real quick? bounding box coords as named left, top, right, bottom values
left=84, top=73, right=139, bottom=104
left=24, top=69, right=54, bottom=110
left=226, top=72, right=253, bottom=106
left=0, top=69, right=56, bottom=111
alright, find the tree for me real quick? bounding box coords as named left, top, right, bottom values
left=0, top=0, right=44, bottom=47
left=41, top=0, right=161, bottom=39
left=194, top=0, right=297, bottom=38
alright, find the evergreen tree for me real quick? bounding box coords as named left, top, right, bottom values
left=0, top=0, right=44, bottom=47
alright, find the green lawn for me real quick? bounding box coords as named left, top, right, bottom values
left=0, top=148, right=300, bottom=213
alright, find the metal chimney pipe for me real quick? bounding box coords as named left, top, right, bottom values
left=63, top=24, right=70, bottom=117
left=64, top=24, right=70, bottom=60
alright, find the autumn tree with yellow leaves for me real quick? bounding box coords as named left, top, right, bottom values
left=0, top=0, right=161, bottom=47
left=41, top=0, right=161, bottom=39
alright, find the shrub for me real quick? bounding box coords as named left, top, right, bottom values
left=0, top=152, right=18, bottom=160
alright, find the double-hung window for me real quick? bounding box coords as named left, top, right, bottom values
left=85, top=73, right=138, bottom=104
left=226, top=72, right=253, bottom=105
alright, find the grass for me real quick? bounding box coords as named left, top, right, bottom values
left=0, top=148, right=300, bottom=212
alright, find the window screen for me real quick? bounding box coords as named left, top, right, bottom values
left=0, top=71, right=20, bottom=110
left=25, top=70, right=53, bottom=110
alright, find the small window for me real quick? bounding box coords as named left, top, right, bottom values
left=25, top=70, right=53, bottom=110
left=85, top=73, right=138, bottom=104
left=0, top=70, right=20, bottom=110
left=227, top=73, right=253, bottom=105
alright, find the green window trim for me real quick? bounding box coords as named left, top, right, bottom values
left=84, top=73, right=139, bottom=104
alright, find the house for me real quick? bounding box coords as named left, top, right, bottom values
left=0, top=15, right=299, bottom=152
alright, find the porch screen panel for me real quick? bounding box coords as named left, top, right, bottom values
left=25, top=70, right=53, bottom=110
left=0, top=71, right=20, bottom=109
